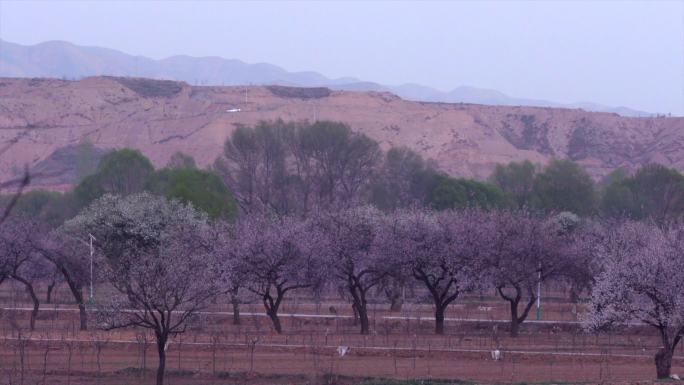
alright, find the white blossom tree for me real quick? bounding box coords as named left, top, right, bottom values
left=584, top=221, right=684, bottom=379
left=62, top=193, right=221, bottom=385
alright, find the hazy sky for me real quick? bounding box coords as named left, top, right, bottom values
left=1, top=0, right=682, bottom=114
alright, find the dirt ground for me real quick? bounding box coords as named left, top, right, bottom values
left=0, top=337, right=681, bottom=385
left=0, top=284, right=682, bottom=385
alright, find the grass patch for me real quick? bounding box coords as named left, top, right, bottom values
left=111, top=77, right=183, bottom=98
left=267, top=85, right=331, bottom=99
left=353, top=378, right=474, bottom=385
left=497, top=382, right=592, bottom=385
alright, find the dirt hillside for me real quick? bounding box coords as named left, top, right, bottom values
left=0, top=76, right=682, bottom=189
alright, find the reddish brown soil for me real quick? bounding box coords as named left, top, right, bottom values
left=0, top=284, right=682, bottom=384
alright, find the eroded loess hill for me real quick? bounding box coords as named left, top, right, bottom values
left=0, top=76, right=682, bottom=189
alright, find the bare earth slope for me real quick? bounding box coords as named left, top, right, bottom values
left=0, top=77, right=682, bottom=189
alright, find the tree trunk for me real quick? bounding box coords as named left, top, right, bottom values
left=61, top=268, right=87, bottom=330
left=389, top=296, right=403, bottom=312
left=385, top=282, right=404, bottom=312
left=156, top=332, right=168, bottom=385
left=498, top=285, right=536, bottom=338
left=388, top=287, right=403, bottom=312
left=28, top=285, right=39, bottom=331
left=263, top=289, right=285, bottom=334
left=71, top=286, right=88, bottom=331
left=351, top=303, right=359, bottom=325
left=349, top=281, right=371, bottom=335
left=435, top=306, right=445, bottom=335
left=78, top=302, right=88, bottom=331
left=46, top=281, right=55, bottom=304
left=267, top=310, right=282, bottom=334
left=655, top=347, right=673, bottom=379
left=231, top=292, right=240, bottom=325
left=14, top=275, right=39, bottom=331
left=414, top=267, right=458, bottom=335
left=569, top=286, right=579, bottom=303
left=509, top=298, right=520, bottom=338
left=357, top=303, right=369, bottom=335
left=510, top=317, right=520, bottom=338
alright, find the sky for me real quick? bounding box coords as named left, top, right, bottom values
left=0, top=0, right=683, bottom=114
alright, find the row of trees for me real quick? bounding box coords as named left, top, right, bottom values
left=218, top=120, right=683, bottom=220
left=214, top=120, right=522, bottom=214
left=3, top=121, right=682, bottom=226
left=3, top=192, right=683, bottom=382
left=214, top=120, right=681, bottom=218
left=491, top=160, right=684, bottom=221
left=0, top=148, right=237, bottom=228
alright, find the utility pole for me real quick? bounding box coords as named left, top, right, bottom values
left=89, top=233, right=96, bottom=301
left=536, top=263, right=541, bottom=320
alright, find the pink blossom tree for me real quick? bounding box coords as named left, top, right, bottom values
left=483, top=210, right=578, bottom=337
left=215, top=222, right=247, bottom=325
left=585, top=221, right=684, bottom=379
left=379, top=209, right=484, bottom=334
left=231, top=214, right=325, bottom=333
left=314, top=206, right=391, bottom=334
left=0, top=218, right=48, bottom=330
left=62, top=193, right=221, bottom=385
left=36, top=231, right=96, bottom=330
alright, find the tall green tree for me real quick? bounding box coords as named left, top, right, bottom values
left=294, top=120, right=381, bottom=207
left=74, top=149, right=155, bottom=205
left=629, top=164, right=684, bottom=222
left=489, top=160, right=537, bottom=209
left=166, top=152, right=197, bottom=170
left=532, top=160, right=596, bottom=215
left=599, top=168, right=637, bottom=218
left=371, top=147, right=437, bottom=211
left=216, top=120, right=381, bottom=215
left=148, top=168, right=237, bottom=220
left=216, top=120, right=293, bottom=214
left=427, top=174, right=509, bottom=210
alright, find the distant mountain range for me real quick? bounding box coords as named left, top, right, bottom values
left=0, top=39, right=652, bottom=116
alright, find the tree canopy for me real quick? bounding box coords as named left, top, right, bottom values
left=148, top=168, right=237, bottom=220
left=532, top=159, right=596, bottom=216
left=74, top=149, right=155, bottom=205
left=489, top=160, right=536, bottom=209
left=600, top=164, right=684, bottom=221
